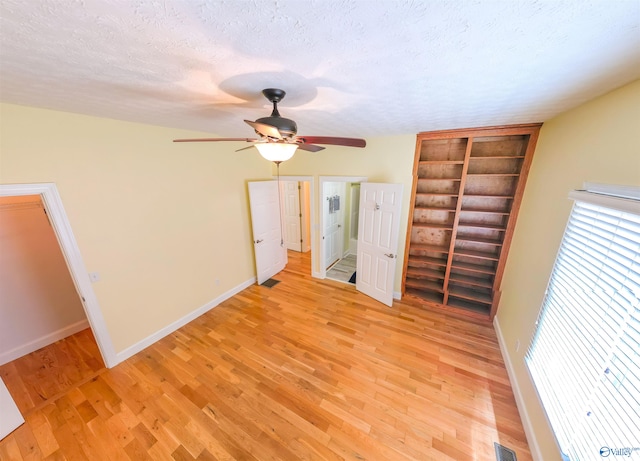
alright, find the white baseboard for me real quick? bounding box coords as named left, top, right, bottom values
left=393, top=290, right=401, bottom=300
left=0, top=319, right=89, bottom=366
left=493, top=316, right=543, bottom=461
left=114, top=277, right=256, bottom=365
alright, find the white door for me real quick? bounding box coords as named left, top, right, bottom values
left=356, top=183, right=403, bottom=307
left=323, top=182, right=345, bottom=269
left=281, top=181, right=302, bottom=252
left=248, top=181, right=287, bottom=285
left=1, top=377, right=24, bottom=439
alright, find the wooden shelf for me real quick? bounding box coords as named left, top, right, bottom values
left=449, top=272, right=493, bottom=289
left=415, top=206, right=457, bottom=212
left=405, top=288, right=444, bottom=304
left=462, top=194, right=514, bottom=199
left=448, top=285, right=492, bottom=304
left=454, top=248, right=500, bottom=261
left=467, top=173, right=520, bottom=177
left=457, top=222, right=506, bottom=231
left=418, top=160, right=464, bottom=165
left=450, top=260, right=496, bottom=275
left=418, top=138, right=468, bottom=163
left=470, top=155, right=525, bottom=159
left=403, top=124, right=541, bottom=319
left=412, top=222, right=454, bottom=230
left=455, top=236, right=503, bottom=246
left=446, top=297, right=491, bottom=314
left=405, top=279, right=444, bottom=293
left=408, top=255, right=448, bottom=268
left=406, top=267, right=445, bottom=280
left=408, top=244, right=451, bottom=254
left=416, top=192, right=459, bottom=197
left=460, top=208, right=510, bottom=215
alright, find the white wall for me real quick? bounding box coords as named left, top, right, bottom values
left=0, top=195, right=88, bottom=365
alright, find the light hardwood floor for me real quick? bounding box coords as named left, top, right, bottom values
left=0, top=251, right=531, bottom=460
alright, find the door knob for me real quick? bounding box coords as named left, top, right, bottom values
left=384, top=253, right=396, bottom=259
left=255, top=239, right=263, bottom=244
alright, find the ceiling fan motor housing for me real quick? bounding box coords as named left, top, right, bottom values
left=256, top=88, right=298, bottom=137
left=255, top=115, right=297, bottom=137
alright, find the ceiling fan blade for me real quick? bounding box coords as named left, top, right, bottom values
left=173, top=137, right=256, bottom=143
left=244, top=120, right=282, bottom=139
left=296, top=136, right=366, bottom=148
left=297, top=143, right=325, bottom=153
left=235, top=145, right=257, bottom=152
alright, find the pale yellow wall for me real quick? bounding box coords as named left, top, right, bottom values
left=498, top=79, right=640, bottom=459
left=0, top=103, right=271, bottom=353
left=0, top=103, right=415, bottom=353
left=277, top=135, right=416, bottom=288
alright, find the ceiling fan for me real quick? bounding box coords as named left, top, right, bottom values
left=173, top=88, right=366, bottom=163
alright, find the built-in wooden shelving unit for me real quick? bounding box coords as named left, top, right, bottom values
left=402, top=124, right=542, bottom=318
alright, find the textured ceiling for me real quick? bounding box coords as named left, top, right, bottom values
left=1, top=1, right=639, bottom=139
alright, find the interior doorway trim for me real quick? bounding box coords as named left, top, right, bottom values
left=0, top=183, right=117, bottom=367
left=319, top=176, right=367, bottom=279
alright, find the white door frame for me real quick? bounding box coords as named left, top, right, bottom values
left=0, top=183, right=117, bottom=368
left=318, top=176, right=367, bottom=279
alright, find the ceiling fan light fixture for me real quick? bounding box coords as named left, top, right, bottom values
left=255, top=142, right=298, bottom=163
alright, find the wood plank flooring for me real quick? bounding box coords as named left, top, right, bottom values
left=0, top=328, right=105, bottom=416
left=0, top=251, right=531, bottom=460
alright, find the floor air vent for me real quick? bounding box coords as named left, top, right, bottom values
left=261, top=278, right=280, bottom=288
left=494, top=442, right=517, bottom=461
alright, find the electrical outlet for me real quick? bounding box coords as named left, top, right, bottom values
left=89, top=272, right=100, bottom=282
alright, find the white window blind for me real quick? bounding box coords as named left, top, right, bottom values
left=526, top=185, right=640, bottom=460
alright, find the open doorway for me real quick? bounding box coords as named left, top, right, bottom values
left=0, top=184, right=116, bottom=368
left=277, top=176, right=315, bottom=277
left=274, top=175, right=368, bottom=283
left=0, top=194, right=92, bottom=365
left=319, top=176, right=367, bottom=282
left=322, top=181, right=360, bottom=284
left=0, top=185, right=114, bottom=432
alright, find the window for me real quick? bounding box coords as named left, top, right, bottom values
left=526, top=183, right=640, bottom=460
